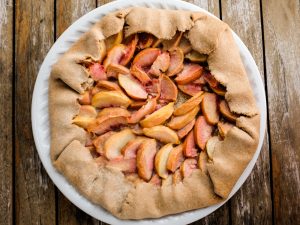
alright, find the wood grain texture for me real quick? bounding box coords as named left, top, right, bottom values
left=262, top=0, right=300, bottom=225
left=55, top=0, right=100, bottom=224
left=14, top=0, right=56, bottom=224
left=183, top=1, right=230, bottom=225
left=221, top=0, right=273, bottom=224
left=0, top=0, right=13, bottom=225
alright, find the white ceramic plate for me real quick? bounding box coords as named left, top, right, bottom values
left=31, top=0, right=267, bottom=224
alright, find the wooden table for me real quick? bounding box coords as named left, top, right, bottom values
left=1, top=0, right=299, bottom=224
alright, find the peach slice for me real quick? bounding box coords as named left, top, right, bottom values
left=183, top=131, right=198, bottom=157
left=89, top=63, right=107, bottom=81
left=72, top=117, right=95, bottom=129
left=130, top=123, right=144, bottom=135
left=87, top=115, right=127, bottom=135
left=177, top=119, right=195, bottom=139
left=166, top=144, right=184, bottom=172
left=96, top=80, right=121, bottom=91
left=130, top=101, right=146, bottom=109
left=174, top=91, right=203, bottom=116
left=166, top=47, right=184, bottom=76
left=206, top=136, right=219, bottom=160
left=168, top=105, right=200, bottom=130
left=162, top=32, right=183, bottom=50
left=103, top=44, right=126, bottom=69
left=136, top=138, right=157, bottom=181
left=90, top=86, right=102, bottom=96
left=97, top=107, right=130, bottom=118
left=143, top=125, right=180, bottom=144
left=106, top=63, right=130, bottom=78
left=155, top=143, right=173, bottom=179
left=138, top=33, right=154, bottom=49
left=78, top=91, right=91, bottom=105
left=118, top=74, right=148, bottom=100
left=121, top=137, right=146, bottom=159
left=211, top=85, right=226, bottom=96
left=133, top=48, right=161, bottom=67
left=104, top=129, right=136, bottom=160
left=92, top=131, right=116, bottom=155
left=218, top=122, right=234, bottom=138
left=180, top=158, right=197, bottom=178
left=145, top=78, right=160, bottom=97
left=178, top=83, right=202, bottom=96
left=105, top=31, right=123, bottom=51
left=72, top=105, right=97, bottom=129
left=130, top=64, right=152, bottom=85
left=193, top=76, right=206, bottom=85
left=175, top=63, right=203, bottom=85
left=119, top=34, right=138, bottom=66
left=219, top=100, right=238, bottom=122
left=149, top=173, right=162, bottom=186
left=178, top=37, right=192, bottom=54
left=92, top=91, right=132, bottom=109
left=128, top=98, right=157, bottom=124
left=113, top=31, right=123, bottom=46
left=148, top=52, right=170, bottom=76
left=159, top=75, right=178, bottom=102
left=172, top=169, right=183, bottom=184
left=201, top=92, right=219, bottom=125
left=198, top=151, right=208, bottom=174
left=106, top=158, right=136, bottom=173
left=203, top=71, right=219, bottom=88
left=185, top=51, right=208, bottom=63
left=140, top=102, right=174, bottom=127
left=194, top=116, right=214, bottom=150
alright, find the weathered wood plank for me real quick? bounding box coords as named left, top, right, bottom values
left=14, top=0, right=56, bottom=224
left=55, top=0, right=100, bottom=224
left=262, top=0, right=300, bottom=225
left=221, top=1, right=273, bottom=225
left=183, top=1, right=231, bottom=224
left=0, top=0, right=13, bottom=225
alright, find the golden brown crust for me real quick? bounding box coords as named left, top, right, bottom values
left=49, top=7, right=260, bottom=219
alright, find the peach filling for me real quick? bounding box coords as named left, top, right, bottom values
left=72, top=30, right=239, bottom=185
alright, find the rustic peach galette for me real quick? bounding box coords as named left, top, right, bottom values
left=49, top=7, right=260, bottom=219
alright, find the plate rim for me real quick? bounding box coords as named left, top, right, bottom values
left=31, top=0, right=267, bottom=224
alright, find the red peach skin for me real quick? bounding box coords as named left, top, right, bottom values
left=175, top=63, right=203, bottom=85
left=92, top=131, right=116, bottom=155
left=178, top=83, right=202, bottom=96
left=159, top=75, right=178, bottom=102
left=120, top=34, right=138, bottom=66
left=194, top=116, right=214, bottom=150
left=128, top=98, right=157, bottom=124
left=118, top=74, right=148, bottom=100
left=166, top=47, right=184, bottom=76
left=121, top=138, right=146, bottom=159
left=180, top=158, right=197, bottom=178
left=149, top=52, right=170, bottom=76
left=183, top=131, right=198, bottom=157
left=106, top=158, right=137, bottom=173
left=89, top=63, right=107, bottom=81
left=177, top=119, right=195, bottom=139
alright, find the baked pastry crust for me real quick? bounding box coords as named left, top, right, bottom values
left=49, top=7, right=260, bottom=219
